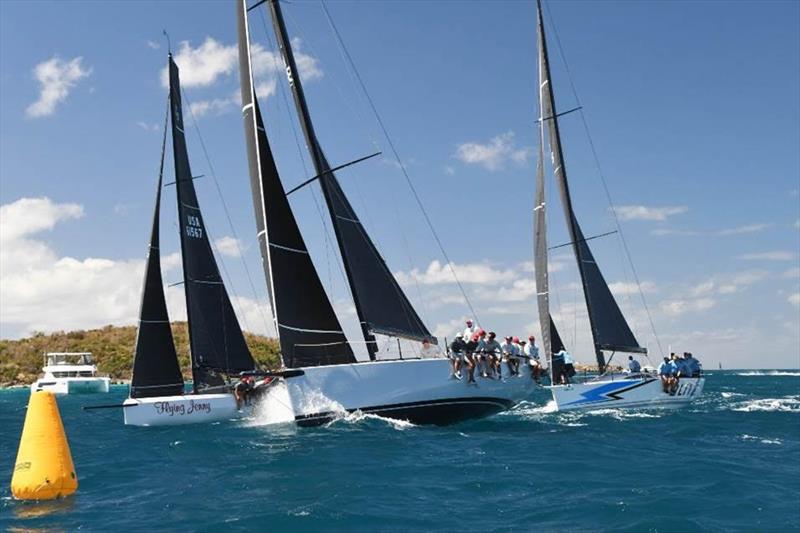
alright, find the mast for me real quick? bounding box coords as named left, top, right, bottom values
left=130, top=97, right=184, bottom=399
left=168, top=55, right=255, bottom=390
left=235, top=0, right=355, bottom=367
left=265, top=0, right=431, bottom=359
left=536, top=0, right=645, bottom=374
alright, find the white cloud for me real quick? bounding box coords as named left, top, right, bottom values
left=661, top=298, right=716, bottom=316
left=26, top=56, right=91, bottom=118
left=135, top=121, right=160, bottom=132
left=0, top=197, right=270, bottom=339
left=794, top=218, right=799, bottom=230
left=396, top=260, right=515, bottom=286
left=608, top=281, right=656, bottom=296
left=189, top=96, right=234, bottom=118
left=613, top=205, right=688, bottom=222
left=454, top=131, right=530, bottom=171
left=214, top=236, right=245, bottom=258
left=161, top=38, right=238, bottom=88
left=652, top=223, right=771, bottom=237
left=780, top=267, right=800, bottom=279
left=444, top=165, right=455, bottom=176
left=146, top=40, right=160, bottom=50
left=789, top=292, right=800, bottom=306
left=432, top=316, right=469, bottom=339
left=161, top=37, right=321, bottom=89
left=738, top=251, right=796, bottom=261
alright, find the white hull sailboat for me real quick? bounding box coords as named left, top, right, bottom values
left=530, top=0, right=704, bottom=412
left=283, top=359, right=535, bottom=426
left=235, top=0, right=536, bottom=427
left=116, top=54, right=258, bottom=427
left=550, top=374, right=705, bottom=412
left=122, top=393, right=239, bottom=426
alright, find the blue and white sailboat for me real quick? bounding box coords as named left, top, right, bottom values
left=532, top=0, right=704, bottom=411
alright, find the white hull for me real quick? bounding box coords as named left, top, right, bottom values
left=283, top=358, right=537, bottom=426
left=123, top=393, right=238, bottom=426
left=550, top=375, right=705, bottom=411
left=31, top=377, right=110, bottom=394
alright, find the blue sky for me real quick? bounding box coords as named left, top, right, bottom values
left=1, top=0, right=798, bottom=369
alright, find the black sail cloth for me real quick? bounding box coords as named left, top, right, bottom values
left=168, top=56, right=255, bottom=390
left=130, top=105, right=184, bottom=399
left=266, top=0, right=432, bottom=360
left=235, top=0, right=355, bottom=368
left=535, top=0, right=644, bottom=372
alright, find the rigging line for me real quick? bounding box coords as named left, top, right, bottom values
left=542, top=0, right=663, bottom=360
left=180, top=88, right=270, bottom=337
left=258, top=7, right=349, bottom=301
left=281, top=5, right=393, bottom=269
left=320, top=0, right=480, bottom=325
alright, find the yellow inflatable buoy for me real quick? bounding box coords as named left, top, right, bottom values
left=11, top=391, right=78, bottom=500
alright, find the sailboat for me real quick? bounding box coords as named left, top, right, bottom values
left=532, top=0, right=704, bottom=411
left=235, top=0, right=536, bottom=426
left=123, top=55, right=257, bottom=426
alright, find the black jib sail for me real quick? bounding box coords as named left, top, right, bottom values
left=130, top=102, right=184, bottom=399
left=236, top=0, right=355, bottom=368
left=168, top=56, right=255, bottom=390
left=266, top=0, right=432, bottom=360
left=536, top=0, right=645, bottom=373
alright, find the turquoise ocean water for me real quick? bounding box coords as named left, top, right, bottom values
left=1, top=370, right=798, bottom=532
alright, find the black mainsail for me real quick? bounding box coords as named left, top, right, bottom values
left=266, top=0, right=432, bottom=361
left=130, top=103, right=184, bottom=399
left=168, top=56, right=255, bottom=390
left=236, top=0, right=355, bottom=368
left=535, top=0, right=645, bottom=373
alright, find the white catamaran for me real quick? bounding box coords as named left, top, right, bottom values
left=531, top=0, right=704, bottom=411
left=235, top=0, right=536, bottom=426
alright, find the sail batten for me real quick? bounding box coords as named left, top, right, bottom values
left=236, top=0, right=355, bottom=368
left=266, top=0, right=432, bottom=357
left=168, top=56, right=255, bottom=389
left=535, top=0, right=643, bottom=372
left=130, top=100, right=184, bottom=399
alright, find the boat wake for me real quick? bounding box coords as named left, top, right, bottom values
left=735, top=371, right=800, bottom=377
left=332, top=410, right=417, bottom=430
left=740, top=434, right=783, bottom=445
left=731, top=396, right=800, bottom=413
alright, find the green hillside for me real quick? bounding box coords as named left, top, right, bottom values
left=0, top=323, right=281, bottom=387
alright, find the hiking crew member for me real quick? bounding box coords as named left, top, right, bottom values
left=684, top=352, right=701, bottom=377
left=501, top=336, right=520, bottom=377
left=420, top=337, right=440, bottom=359
left=463, top=319, right=478, bottom=343
left=483, top=332, right=503, bottom=379
left=657, top=357, right=671, bottom=392
left=464, top=334, right=479, bottom=384
left=525, top=336, right=543, bottom=383
left=449, top=333, right=466, bottom=379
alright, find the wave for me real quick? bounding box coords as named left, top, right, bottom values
left=337, top=410, right=417, bottom=430
left=732, top=397, right=800, bottom=413
left=735, top=371, right=800, bottom=377
left=740, top=434, right=783, bottom=445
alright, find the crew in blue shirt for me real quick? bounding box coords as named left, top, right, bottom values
left=684, top=352, right=701, bottom=377
left=628, top=356, right=641, bottom=374
left=657, top=356, right=672, bottom=392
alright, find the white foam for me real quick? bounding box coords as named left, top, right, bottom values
left=339, top=410, right=416, bottom=430
left=740, top=434, right=783, bottom=445
left=245, top=380, right=297, bottom=427
left=733, top=397, right=800, bottom=413
left=735, top=371, right=800, bottom=377
left=721, top=392, right=745, bottom=399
